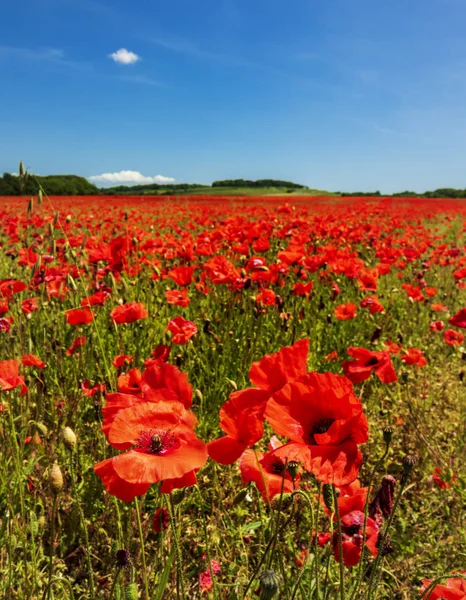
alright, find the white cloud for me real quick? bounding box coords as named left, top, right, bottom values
left=89, top=171, right=176, bottom=184
left=109, top=48, right=140, bottom=65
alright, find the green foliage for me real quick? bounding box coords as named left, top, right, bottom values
left=211, top=178, right=306, bottom=189
left=0, top=173, right=99, bottom=196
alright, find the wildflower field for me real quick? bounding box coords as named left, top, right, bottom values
left=0, top=192, right=465, bottom=599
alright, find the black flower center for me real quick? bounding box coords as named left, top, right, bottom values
left=365, top=357, right=379, bottom=366
left=310, top=418, right=335, bottom=444
left=135, top=429, right=180, bottom=455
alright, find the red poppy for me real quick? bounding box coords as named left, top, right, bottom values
left=402, top=283, right=424, bottom=302
left=0, top=360, right=27, bottom=395
left=332, top=510, right=379, bottom=567
left=265, top=373, right=368, bottom=486
left=326, top=350, right=340, bottom=362
left=420, top=573, right=466, bottom=599
left=82, top=380, right=106, bottom=397
left=21, top=298, right=38, bottom=315
left=383, top=341, right=402, bottom=354
left=0, top=317, right=12, bottom=333
left=80, top=290, right=109, bottom=307
left=94, top=403, right=207, bottom=501
left=112, top=354, right=133, bottom=368
left=140, top=363, right=193, bottom=408
left=401, top=348, right=427, bottom=367
left=342, top=347, right=398, bottom=384
left=444, top=329, right=464, bottom=347
left=449, top=308, right=466, bottom=329
left=249, top=339, right=310, bottom=393
left=256, top=289, right=276, bottom=306
left=334, top=303, right=358, bottom=320
left=432, top=303, right=448, bottom=312
left=167, top=316, right=198, bottom=345
left=65, top=307, right=94, bottom=326
left=208, top=388, right=269, bottom=465
left=117, top=368, right=143, bottom=394
left=110, top=302, right=148, bottom=324
left=429, top=321, right=444, bottom=332
left=153, top=507, right=170, bottom=532
left=0, top=299, right=8, bottom=316
left=322, top=479, right=369, bottom=519
left=0, top=279, right=27, bottom=299
left=167, top=266, right=195, bottom=287
left=22, top=354, right=46, bottom=369
left=292, top=282, right=313, bottom=297
left=360, top=296, right=385, bottom=314
left=431, top=467, right=458, bottom=490
left=239, top=447, right=298, bottom=502
left=144, top=345, right=171, bottom=367
left=165, top=289, right=190, bottom=307
left=160, top=469, right=198, bottom=494
left=65, top=336, right=87, bottom=356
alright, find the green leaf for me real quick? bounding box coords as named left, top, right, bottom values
left=240, top=520, right=262, bottom=534
left=153, top=546, right=175, bottom=600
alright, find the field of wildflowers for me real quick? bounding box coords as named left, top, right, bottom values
left=0, top=190, right=465, bottom=599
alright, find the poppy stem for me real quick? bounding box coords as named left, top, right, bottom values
left=134, top=497, right=150, bottom=600
left=167, top=495, right=187, bottom=600
left=267, top=459, right=288, bottom=569
left=348, top=440, right=390, bottom=600
left=43, top=494, right=58, bottom=600
left=333, top=485, right=346, bottom=600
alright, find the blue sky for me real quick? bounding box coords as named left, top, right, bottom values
left=1, top=0, right=466, bottom=193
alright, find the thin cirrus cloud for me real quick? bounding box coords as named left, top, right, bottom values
left=89, top=171, right=176, bottom=184
left=109, top=48, right=140, bottom=64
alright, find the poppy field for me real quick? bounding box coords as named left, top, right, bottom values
left=0, top=193, right=465, bottom=599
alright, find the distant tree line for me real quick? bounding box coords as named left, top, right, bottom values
left=103, top=183, right=206, bottom=195
left=340, top=188, right=466, bottom=198
left=212, top=179, right=306, bottom=189
left=0, top=173, right=99, bottom=196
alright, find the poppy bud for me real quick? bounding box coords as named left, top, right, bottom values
left=49, top=463, right=64, bottom=495
left=115, top=548, right=132, bottom=569
left=125, top=583, right=138, bottom=600
left=383, top=427, right=393, bottom=447
left=259, top=570, right=280, bottom=599
left=171, top=488, right=186, bottom=505
left=36, top=422, right=48, bottom=436
left=231, top=488, right=249, bottom=507
left=287, top=461, right=299, bottom=480
left=62, top=426, right=77, bottom=450
left=271, top=493, right=293, bottom=511
left=401, top=455, right=417, bottom=484
left=38, top=189, right=43, bottom=205
left=322, top=484, right=335, bottom=512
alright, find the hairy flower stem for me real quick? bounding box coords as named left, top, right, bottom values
left=167, top=495, right=187, bottom=600
left=349, top=442, right=390, bottom=600
left=267, top=459, right=288, bottom=569
left=195, top=485, right=219, bottom=600
left=366, top=476, right=408, bottom=599
left=134, top=497, right=150, bottom=600
left=43, top=494, right=58, bottom=600
left=242, top=511, right=295, bottom=600
left=69, top=450, right=95, bottom=599
left=289, top=489, right=315, bottom=599
left=333, top=485, right=346, bottom=600
left=108, top=568, right=121, bottom=600
left=314, top=482, right=322, bottom=599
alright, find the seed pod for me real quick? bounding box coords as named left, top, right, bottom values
left=383, top=427, right=393, bottom=446
left=401, top=455, right=417, bottom=484
left=62, top=426, right=77, bottom=450
left=49, top=463, right=64, bottom=495
left=125, top=583, right=138, bottom=600
left=271, top=493, right=293, bottom=511
left=287, top=461, right=299, bottom=480
left=259, top=570, right=280, bottom=600
left=322, top=484, right=334, bottom=512
left=36, top=422, right=48, bottom=436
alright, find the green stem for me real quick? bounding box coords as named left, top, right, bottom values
left=43, top=494, right=58, bottom=600
left=69, top=450, right=95, bottom=599
left=267, top=460, right=288, bottom=569
left=194, top=486, right=219, bottom=600
left=134, top=497, right=150, bottom=600
left=333, top=485, right=345, bottom=600
left=366, top=478, right=407, bottom=599
left=349, top=443, right=390, bottom=600
left=108, top=568, right=121, bottom=600
left=167, top=495, right=187, bottom=600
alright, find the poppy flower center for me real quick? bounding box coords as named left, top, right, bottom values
left=365, top=357, right=379, bottom=366
left=135, top=428, right=181, bottom=455
left=342, top=523, right=361, bottom=536
left=310, top=418, right=335, bottom=444
left=270, top=461, right=286, bottom=475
